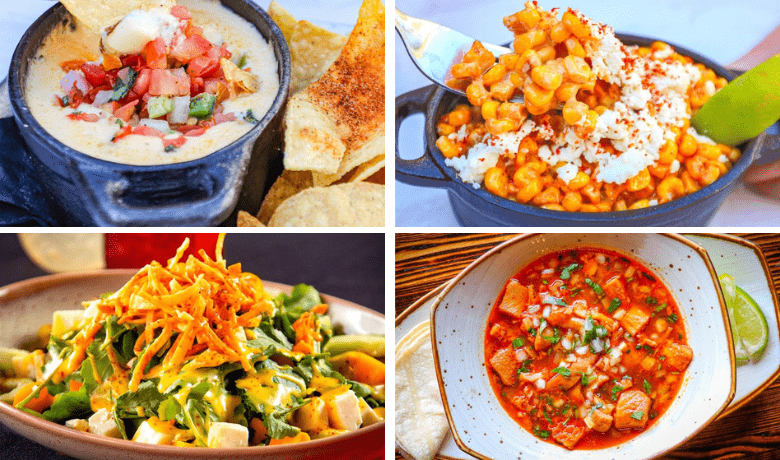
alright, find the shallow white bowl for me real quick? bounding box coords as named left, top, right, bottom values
left=430, top=233, right=736, bottom=460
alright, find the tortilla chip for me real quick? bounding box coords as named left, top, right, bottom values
left=221, top=58, right=259, bottom=96
left=364, top=168, right=384, bottom=185
left=237, top=211, right=265, bottom=227
left=289, top=21, right=347, bottom=95
left=336, top=154, right=384, bottom=184
left=60, top=0, right=175, bottom=32
left=257, top=170, right=313, bottom=225
left=268, top=1, right=297, bottom=43
left=395, top=321, right=450, bottom=460
left=268, top=183, right=384, bottom=227
left=282, top=0, right=384, bottom=176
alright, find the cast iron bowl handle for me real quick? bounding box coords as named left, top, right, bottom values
left=395, top=85, right=449, bottom=184
left=66, top=157, right=241, bottom=227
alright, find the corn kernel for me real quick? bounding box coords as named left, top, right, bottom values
left=537, top=46, right=557, bottom=63
left=550, top=21, right=571, bottom=43
left=524, top=82, right=555, bottom=107
left=447, top=109, right=471, bottom=127
left=565, top=37, right=586, bottom=58
left=486, top=118, right=518, bottom=135
left=626, top=168, right=651, bottom=192
left=498, top=53, right=520, bottom=71
left=466, top=82, right=490, bottom=106
left=678, top=134, right=698, bottom=157
left=555, top=82, right=580, bottom=101
left=436, top=136, right=462, bottom=158
left=531, top=65, right=563, bottom=90
left=484, top=167, right=509, bottom=198
left=436, top=122, right=456, bottom=136
left=697, top=143, right=721, bottom=160
left=567, top=171, right=590, bottom=190
left=482, top=64, right=508, bottom=86
left=561, top=191, right=583, bottom=211
left=498, top=102, right=526, bottom=122
left=563, top=56, right=590, bottom=83
left=562, top=100, right=589, bottom=125
left=513, top=30, right=547, bottom=54
left=629, top=199, right=650, bottom=210
left=658, top=140, right=678, bottom=164
left=481, top=100, right=500, bottom=120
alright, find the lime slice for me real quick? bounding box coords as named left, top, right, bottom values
left=718, top=274, right=769, bottom=366
left=691, top=55, right=780, bottom=146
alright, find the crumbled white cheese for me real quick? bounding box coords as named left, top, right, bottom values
left=556, top=162, right=579, bottom=184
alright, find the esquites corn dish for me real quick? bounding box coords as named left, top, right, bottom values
left=437, top=2, right=739, bottom=212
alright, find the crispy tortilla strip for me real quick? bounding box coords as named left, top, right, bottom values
left=60, top=0, right=175, bottom=32
left=237, top=211, right=265, bottom=227
left=289, top=21, right=347, bottom=95
left=396, top=321, right=450, bottom=460
left=268, top=183, right=384, bottom=227
left=256, top=170, right=313, bottom=225
left=268, top=1, right=297, bottom=43
left=220, top=58, right=259, bottom=96
left=282, top=0, right=384, bottom=176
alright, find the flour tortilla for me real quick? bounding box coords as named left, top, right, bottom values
left=396, top=321, right=450, bottom=460
left=60, top=0, right=176, bottom=32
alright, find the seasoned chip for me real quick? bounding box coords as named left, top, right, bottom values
left=220, top=58, right=259, bottom=96
left=237, top=211, right=265, bottom=227
left=282, top=0, right=384, bottom=176
left=289, top=21, right=347, bottom=95
left=268, top=1, right=298, bottom=43
left=60, top=0, right=175, bottom=32
left=257, top=170, right=313, bottom=225
left=268, top=183, right=384, bottom=227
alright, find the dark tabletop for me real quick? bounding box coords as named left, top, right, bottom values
left=0, top=232, right=385, bottom=459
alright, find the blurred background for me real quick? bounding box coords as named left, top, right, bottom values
left=396, top=0, right=780, bottom=226
left=6, top=233, right=384, bottom=313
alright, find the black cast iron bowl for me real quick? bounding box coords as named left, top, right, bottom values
left=396, top=33, right=780, bottom=227
left=9, top=0, right=291, bottom=226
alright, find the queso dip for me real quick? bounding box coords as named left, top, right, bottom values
left=25, top=0, right=279, bottom=165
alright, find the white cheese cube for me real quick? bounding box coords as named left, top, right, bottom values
left=65, top=419, right=89, bottom=431
left=52, top=310, right=85, bottom=336
left=357, top=398, right=381, bottom=427
left=133, top=420, right=175, bottom=445
left=103, top=9, right=179, bottom=55
left=294, top=397, right=329, bottom=432
left=207, top=422, right=249, bottom=448
left=88, top=408, right=121, bottom=438
left=324, top=390, right=362, bottom=432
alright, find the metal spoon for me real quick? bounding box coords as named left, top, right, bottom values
left=395, top=8, right=517, bottom=102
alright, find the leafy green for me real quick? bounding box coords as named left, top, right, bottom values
left=551, top=366, right=571, bottom=378
left=610, top=384, right=624, bottom=401
left=41, top=387, right=91, bottom=422
left=512, top=337, right=524, bottom=348
left=560, top=263, right=581, bottom=280
left=667, top=314, right=679, bottom=323
left=585, top=278, right=604, bottom=297
left=274, top=284, right=323, bottom=320
left=115, top=380, right=166, bottom=419
left=532, top=426, right=550, bottom=439
left=264, top=398, right=309, bottom=439
left=643, top=379, right=652, bottom=394
left=608, top=298, right=621, bottom=313
left=631, top=411, right=644, bottom=420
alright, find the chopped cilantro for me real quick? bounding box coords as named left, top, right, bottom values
left=244, top=109, right=259, bottom=124
left=528, top=327, right=537, bottom=337
left=610, top=384, right=624, bottom=401
left=667, top=314, right=679, bottom=323
left=635, top=344, right=653, bottom=353
left=642, top=272, right=656, bottom=282
left=164, top=144, right=176, bottom=152
left=542, top=328, right=562, bottom=344
left=542, top=296, right=567, bottom=307
left=512, top=337, right=525, bottom=348
left=626, top=277, right=634, bottom=282
left=643, top=379, right=651, bottom=394
left=631, top=411, right=644, bottom=420
left=551, top=366, right=571, bottom=378
left=608, top=298, right=622, bottom=313
left=542, top=279, right=549, bottom=285
left=237, top=54, right=248, bottom=68
left=533, top=427, right=550, bottom=439
left=569, top=287, right=582, bottom=297
left=594, top=324, right=609, bottom=338
left=519, top=359, right=532, bottom=373
left=654, top=303, right=668, bottom=314
left=645, top=296, right=658, bottom=305
left=542, top=409, right=553, bottom=424
left=585, top=278, right=604, bottom=297
left=560, top=263, right=582, bottom=280
left=580, top=372, right=593, bottom=386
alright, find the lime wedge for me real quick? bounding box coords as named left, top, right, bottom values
left=718, top=274, right=769, bottom=366
left=691, top=55, right=780, bottom=146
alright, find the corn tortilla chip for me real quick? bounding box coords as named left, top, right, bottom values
left=395, top=321, right=450, bottom=460
left=60, top=0, right=175, bottom=32
left=268, top=183, right=384, bottom=227
left=256, top=170, right=313, bottom=225
left=237, top=211, right=265, bottom=227
left=364, top=168, right=384, bottom=185
left=268, top=1, right=297, bottom=43
left=289, top=21, right=347, bottom=95
left=221, top=58, right=259, bottom=96
left=336, top=154, right=384, bottom=184
left=283, top=0, right=384, bottom=176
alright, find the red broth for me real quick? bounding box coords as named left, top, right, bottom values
left=484, top=248, right=691, bottom=450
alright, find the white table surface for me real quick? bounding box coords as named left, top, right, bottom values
left=395, top=0, right=780, bottom=227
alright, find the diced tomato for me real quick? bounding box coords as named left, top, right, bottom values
left=145, top=37, right=167, bottom=69
left=133, top=125, right=166, bottom=138
left=190, top=77, right=205, bottom=95
left=184, top=23, right=203, bottom=38
left=179, top=126, right=206, bottom=137
left=112, top=124, right=133, bottom=142
left=80, top=63, right=106, bottom=87
left=114, top=100, right=139, bottom=122
left=120, top=54, right=144, bottom=69
left=67, top=88, right=84, bottom=108
left=219, top=45, right=232, bottom=60
left=67, top=112, right=99, bottom=122
left=170, top=35, right=212, bottom=63
left=187, top=56, right=220, bottom=78
left=213, top=112, right=236, bottom=124
left=163, top=135, right=188, bottom=149
left=102, top=54, right=123, bottom=71
left=170, top=5, right=192, bottom=19
left=132, top=68, right=151, bottom=96
left=148, top=69, right=191, bottom=96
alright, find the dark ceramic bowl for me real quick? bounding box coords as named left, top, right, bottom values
left=8, top=0, right=291, bottom=226
left=396, top=34, right=780, bottom=227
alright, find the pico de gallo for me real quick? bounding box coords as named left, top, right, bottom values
left=57, top=3, right=261, bottom=152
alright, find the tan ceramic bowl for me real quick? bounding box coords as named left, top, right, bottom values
left=430, top=233, right=736, bottom=460
left=0, top=270, right=384, bottom=460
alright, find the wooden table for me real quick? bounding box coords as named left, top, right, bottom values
left=396, top=233, right=780, bottom=460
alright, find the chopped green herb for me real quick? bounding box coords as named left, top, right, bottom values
left=635, top=344, right=653, bottom=353
left=643, top=379, right=651, bottom=394
left=542, top=296, right=567, bottom=307
left=630, top=411, right=644, bottom=420
left=542, top=279, right=549, bottom=285
left=667, top=314, right=679, bottom=323
left=244, top=108, right=259, bottom=124
left=610, top=384, right=624, bottom=401
left=654, top=303, right=668, bottom=314
left=560, top=263, right=582, bottom=280
left=110, top=67, right=138, bottom=102
left=551, top=366, right=571, bottom=378
left=164, top=144, right=176, bottom=152
left=237, top=54, right=248, bottom=68
left=594, top=324, right=609, bottom=338
left=148, top=96, right=173, bottom=119
left=542, top=327, right=562, bottom=344
left=608, top=298, right=622, bottom=313
left=585, top=278, right=604, bottom=297
left=512, top=337, right=525, bottom=348
left=533, top=427, right=550, bottom=439
left=528, top=328, right=537, bottom=337
left=519, top=359, right=532, bottom=373
left=115, top=119, right=123, bottom=125
left=642, top=272, right=656, bottom=282
left=569, top=287, right=582, bottom=297
left=645, top=296, right=658, bottom=305
left=626, top=277, right=634, bottom=282
left=580, top=372, right=593, bottom=386
left=542, top=409, right=553, bottom=424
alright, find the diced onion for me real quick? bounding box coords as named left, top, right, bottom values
left=167, top=95, right=191, bottom=124
left=614, top=310, right=626, bottom=320
left=561, top=338, right=571, bottom=350
left=139, top=118, right=170, bottom=132
left=575, top=346, right=589, bottom=355
left=92, top=90, right=114, bottom=107
left=535, top=379, right=546, bottom=389
left=542, top=306, right=551, bottom=318
left=527, top=304, right=540, bottom=314
left=596, top=254, right=606, bottom=264
left=533, top=317, right=540, bottom=328
left=542, top=269, right=554, bottom=275
left=591, top=338, right=604, bottom=353
left=514, top=348, right=529, bottom=363
left=566, top=354, right=577, bottom=362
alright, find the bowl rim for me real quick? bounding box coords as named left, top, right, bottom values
left=417, top=32, right=758, bottom=222
left=7, top=0, right=291, bottom=170
left=0, top=269, right=385, bottom=458
left=429, top=233, right=736, bottom=460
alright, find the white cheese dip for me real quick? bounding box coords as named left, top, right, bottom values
left=25, top=0, right=279, bottom=166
